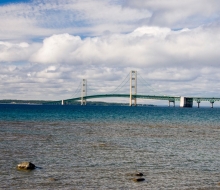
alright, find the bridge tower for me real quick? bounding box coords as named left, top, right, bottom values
left=81, top=79, right=87, bottom=105
left=130, top=70, right=137, bottom=106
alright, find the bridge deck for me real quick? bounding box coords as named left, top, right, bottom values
left=65, top=94, right=180, bottom=102
left=46, top=94, right=220, bottom=104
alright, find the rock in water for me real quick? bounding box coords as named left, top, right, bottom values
left=135, top=172, right=144, bottom=176
left=48, top=178, right=58, bottom=181
left=133, top=178, right=145, bottom=182
left=17, top=162, right=36, bottom=170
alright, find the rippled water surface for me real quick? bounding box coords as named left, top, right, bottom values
left=0, top=104, right=220, bottom=189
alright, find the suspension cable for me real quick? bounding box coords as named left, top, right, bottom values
left=71, top=81, right=81, bottom=98
left=138, top=73, right=161, bottom=95
left=110, top=73, right=130, bottom=94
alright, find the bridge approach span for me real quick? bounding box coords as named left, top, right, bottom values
left=47, top=94, right=220, bottom=108
left=64, top=94, right=180, bottom=102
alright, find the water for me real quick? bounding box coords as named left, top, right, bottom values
left=0, top=104, right=220, bottom=189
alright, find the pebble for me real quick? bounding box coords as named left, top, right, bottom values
left=135, top=172, right=144, bottom=176
left=17, top=162, right=36, bottom=170
left=133, top=178, right=145, bottom=182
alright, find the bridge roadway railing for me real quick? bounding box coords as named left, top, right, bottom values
left=65, top=94, right=181, bottom=102
left=44, top=94, right=220, bottom=105
left=45, top=94, right=180, bottom=104
left=191, top=97, right=220, bottom=102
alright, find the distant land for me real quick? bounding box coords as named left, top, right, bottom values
left=0, top=99, right=155, bottom=106
left=0, top=99, right=49, bottom=104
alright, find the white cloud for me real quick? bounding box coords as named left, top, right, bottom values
left=27, top=25, right=220, bottom=70
left=0, top=41, right=40, bottom=62
left=0, top=0, right=151, bottom=41
left=0, top=24, right=220, bottom=101
left=30, top=33, right=82, bottom=64
left=1, top=0, right=220, bottom=103
left=123, top=0, right=220, bottom=28
left=1, top=0, right=220, bottom=41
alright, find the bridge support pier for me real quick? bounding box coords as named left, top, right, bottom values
left=180, top=97, right=193, bottom=107
left=168, top=100, right=175, bottom=107
left=130, top=70, right=137, bottom=106
left=210, top=100, right=214, bottom=108
left=196, top=99, right=201, bottom=108
left=81, top=79, right=87, bottom=105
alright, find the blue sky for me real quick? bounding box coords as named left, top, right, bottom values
left=1, top=0, right=220, bottom=106
left=0, top=0, right=31, bottom=5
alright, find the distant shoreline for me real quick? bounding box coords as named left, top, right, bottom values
left=0, top=99, right=156, bottom=106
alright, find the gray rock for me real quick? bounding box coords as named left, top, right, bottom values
left=135, top=172, right=143, bottom=176
left=17, top=162, right=36, bottom=170
left=48, top=178, right=58, bottom=181
left=133, top=178, right=145, bottom=182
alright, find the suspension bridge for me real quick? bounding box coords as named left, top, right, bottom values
left=47, top=71, right=220, bottom=108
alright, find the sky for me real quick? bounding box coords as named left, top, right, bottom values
left=1, top=0, right=220, bottom=105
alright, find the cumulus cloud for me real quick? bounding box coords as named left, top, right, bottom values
left=1, top=0, right=220, bottom=41
left=1, top=0, right=220, bottom=103
left=28, top=25, right=220, bottom=70
left=0, top=0, right=150, bottom=41
left=123, top=0, right=220, bottom=28
left=1, top=24, right=220, bottom=101
left=30, top=34, right=82, bottom=64
left=0, top=41, right=40, bottom=62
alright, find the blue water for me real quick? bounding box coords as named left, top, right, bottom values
left=0, top=104, right=220, bottom=189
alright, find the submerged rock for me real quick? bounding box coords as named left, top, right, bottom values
left=133, top=178, right=145, bottom=182
left=48, top=178, right=58, bottom=181
left=126, top=172, right=144, bottom=176
left=135, top=172, right=144, bottom=176
left=17, top=162, right=36, bottom=170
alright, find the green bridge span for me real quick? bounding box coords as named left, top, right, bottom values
left=47, top=94, right=220, bottom=107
